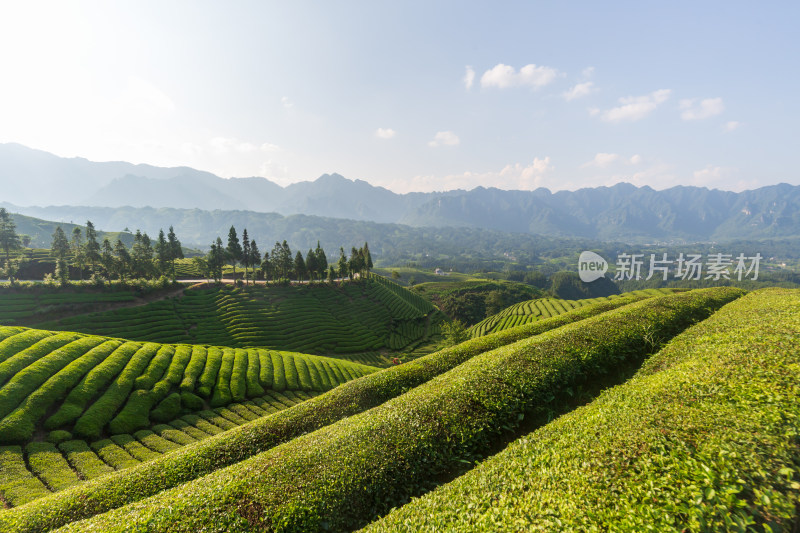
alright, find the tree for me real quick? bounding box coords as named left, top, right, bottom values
left=281, top=241, right=293, bottom=279
left=261, top=251, right=272, bottom=283
left=249, top=240, right=260, bottom=283
left=226, top=226, right=242, bottom=280
left=85, top=221, right=101, bottom=276
left=305, top=249, right=317, bottom=282
left=71, top=227, right=86, bottom=281
left=337, top=247, right=348, bottom=280
left=294, top=251, right=307, bottom=281
left=0, top=208, right=21, bottom=263
left=328, top=265, right=335, bottom=283
left=101, top=238, right=115, bottom=278
left=441, top=319, right=468, bottom=347
left=51, top=226, right=70, bottom=284
left=363, top=242, right=373, bottom=275
left=131, top=230, right=154, bottom=278
left=155, top=229, right=169, bottom=276
left=241, top=229, right=250, bottom=285
left=207, top=237, right=225, bottom=282
left=167, top=226, right=183, bottom=280
left=315, top=241, right=328, bottom=280
left=113, top=239, right=131, bottom=281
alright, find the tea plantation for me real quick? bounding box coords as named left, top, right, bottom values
left=0, top=286, right=796, bottom=532
left=0, top=325, right=375, bottom=511
left=468, top=287, right=679, bottom=337
left=37, top=277, right=442, bottom=366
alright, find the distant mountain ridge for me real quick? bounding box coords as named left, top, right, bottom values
left=1, top=142, right=798, bottom=242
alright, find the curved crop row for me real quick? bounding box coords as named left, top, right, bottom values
left=367, top=288, right=799, bottom=531
left=0, top=291, right=666, bottom=532
left=47, top=288, right=743, bottom=532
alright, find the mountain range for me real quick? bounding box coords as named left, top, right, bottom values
left=1, top=142, right=798, bottom=243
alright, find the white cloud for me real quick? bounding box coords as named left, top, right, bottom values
left=680, top=97, right=724, bottom=120
left=582, top=153, right=642, bottom=168
left=375, top=128, right=396, bottom=139
left=581, top=66, right=595, bottom=78
left=480, top=63, right=559, bottom=90
left=598, top=89, right=671, bottom=122
left=563, top=81, right=595, bottom=101
left=583, top=152, right=620, bottom=167
left=463, top=66, right=475, bottom=90
left=281, top=96, right=293, bottom=109
left=391, top=157, right=554, bottom=192
left=428, top=131, right=460, bottom=147
left=724, top=120, right=741, bottom=131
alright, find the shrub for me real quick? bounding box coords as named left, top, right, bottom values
left=56, top=288, right=742, bottom=532
left=0, top=292, right=666, bottom=531
left=367, top=288, right=800, bottom=531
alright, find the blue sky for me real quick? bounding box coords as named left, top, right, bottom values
left=0, top=1, right=797, bottom=193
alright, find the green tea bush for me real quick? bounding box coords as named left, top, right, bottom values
left=196, top=347, right=222, bottom=398
left=58, top=440, right=114, bottom=480
left=0, top=445, right=50, bottom=506
left=0, top=292, right=657, bottom=531
left=57, top=288, right=741, bottom=532
left=367, top=288, right=800, bottom=532
left=24, top=442, right=80, bottom=492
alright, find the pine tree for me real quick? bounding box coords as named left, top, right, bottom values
left=156, top=229, right=169, bottom=276
left=294, top=251, right=307, bottom=281
left=242, top=229, right=251, bottom=286
left=305, top=249, right=317, bottom=282
left=261, top=251, right=271, bottom=283
left=51, top=226, right=70, bottom=284
left=101, top=238, right=115, bottom=278
left=226, top=226, right=242, bottom=280
left=315, top=241, right=328, bottom=280
left=85, top=221, right=101, bottom=276
left=0, top=208, right=21, bottom=263
left=167, top=226, right=183, bottom=280
left=363, top=242, right=373, bottom=276
left=249, top=240, right=260, bottom=283
left=71, top=227, right=86, bottom=281
left=338, top=247, right=348, bottom=280
left=114, top=239, right=131, bottom=281
left=281, top=240, right=293, bottom=280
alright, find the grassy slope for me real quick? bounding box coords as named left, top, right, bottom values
left=35, top=279, right=440, bottom=366
left=367, top=288, right=800, bottom=531
left=47, top=288, right=742, bottom=532
left=0, top=292, right=654, bottom=533
left=468, top=288, right=679, bottom=337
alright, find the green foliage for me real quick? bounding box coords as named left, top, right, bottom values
left=0, top=292, right=654, bottom=531
left=469, top=288, right=679, bottom=338
left=368, top=288, right=800, bottom=531
left=41, top=288, right=743, bottom=532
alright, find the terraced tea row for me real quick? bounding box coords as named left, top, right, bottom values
left=0, top=390, right=314, bottom=508
left=37, top=279, right=442, bottom=361
left=0, top=292, right=652, bottom=532
left=34, top=288, right=742, bottom=532
left=368, top=287, right=800, bottom=531
left=468, top=288, right=678, bottom=337
left=0, top=291, right=137, bottom=326
left=0, top=326, right=376, bottom=446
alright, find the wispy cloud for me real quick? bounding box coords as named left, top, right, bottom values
left=281, top=96, right=293, bottom=109
left=463, top=66, right=475, bottom=90
left=724, top=120, right=741, bottom=132
left=597, top=89, right=671, bottom=122
left=582, top=152, right=642, bottom=168
left=679, top=97, right=724, bottom=120
left=375, top=128, right=396, bottom=139
left=392, top=157, right=553, bottom=192
left=480, top=63, right=560, bottom=90
left=428, top=130, right=460, bottom=147
left=563, top=81, right=595, bottom=101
